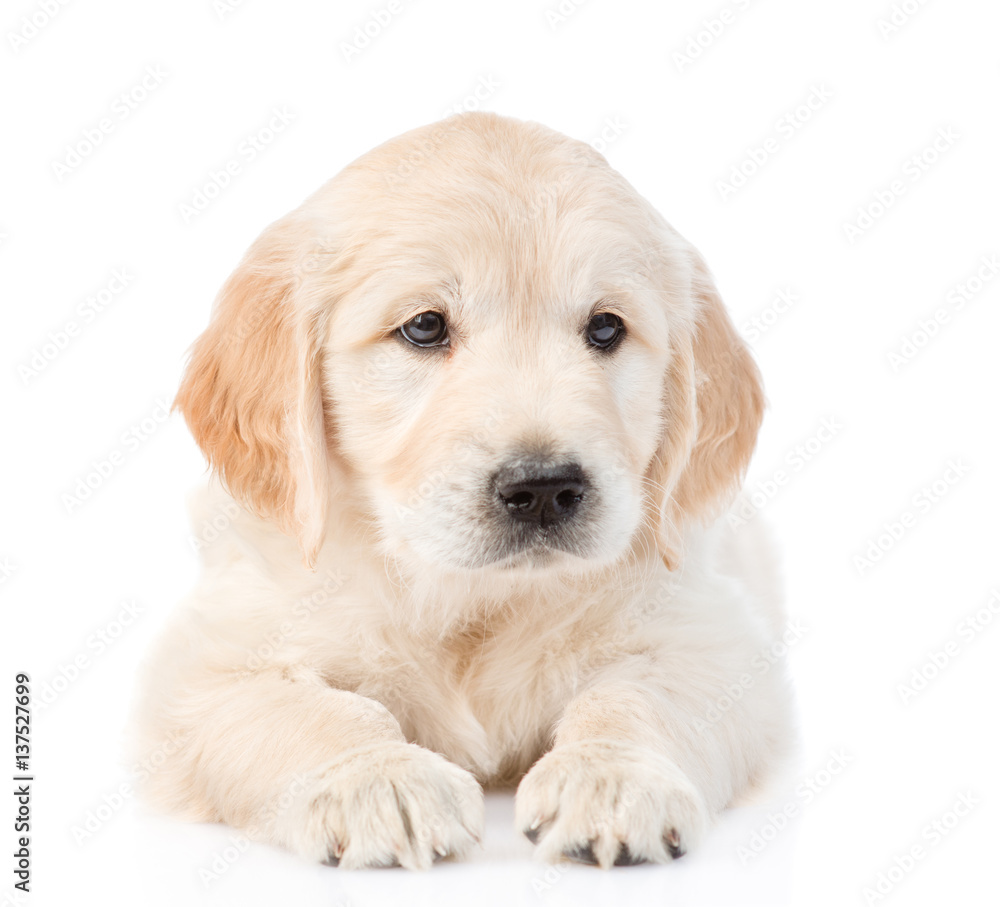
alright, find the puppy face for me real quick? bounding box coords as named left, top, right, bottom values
left=176, top=113, right=763, bottom=577
left=324, top=184, right=673, bottom=574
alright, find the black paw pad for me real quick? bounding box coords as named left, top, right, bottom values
left=663, top=828, right=685, bottom=860
left=614, top=842, right=646, bottom=866
left=563, top=841, right=599, bottom=865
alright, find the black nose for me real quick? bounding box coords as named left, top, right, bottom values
left=495, top=463, right=586, bottom=527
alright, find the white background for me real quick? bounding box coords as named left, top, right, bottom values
left=3, top=0, right=999, bottom=905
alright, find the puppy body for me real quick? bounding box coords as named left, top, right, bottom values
left=132, top=113, right=793, bottom=869
left=137, top=484, right=788, bottom=866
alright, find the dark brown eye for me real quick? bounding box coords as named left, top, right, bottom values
left=586, top=312, right=624, bottom=350
left=399, top=311, right=448, bottom=348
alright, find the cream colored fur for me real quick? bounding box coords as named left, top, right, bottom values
left=131, top=112, right=793, bottom=870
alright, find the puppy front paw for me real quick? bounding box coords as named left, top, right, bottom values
left=515, top=740, right=708, bottom=867
left=273, top=742, right=484, bottom=869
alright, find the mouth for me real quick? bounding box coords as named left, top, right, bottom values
left=478, top=527, right=594, bottom=572
left=493, top=550, right=564, bottom=573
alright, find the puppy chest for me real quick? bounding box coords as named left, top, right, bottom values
left=364, top=622, right=616, bottom=780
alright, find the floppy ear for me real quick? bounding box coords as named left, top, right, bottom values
left=174, top=218, right=331, bottom=567
left=647, top=251, right=765, bottom=569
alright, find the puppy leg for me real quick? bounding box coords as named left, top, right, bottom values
left=515, top=628, right=791, bottom=867
left=138, top=669, right=484, bottom=869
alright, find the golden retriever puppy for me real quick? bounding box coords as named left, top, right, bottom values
left=131, top=111, right=792, bottom=870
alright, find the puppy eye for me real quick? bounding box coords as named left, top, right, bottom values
left=399, top=311, right=449, bottom=348
left=586, top=312, right=624, bottom=350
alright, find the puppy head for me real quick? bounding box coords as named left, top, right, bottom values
left=176, top=113, right=762, bottom=575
